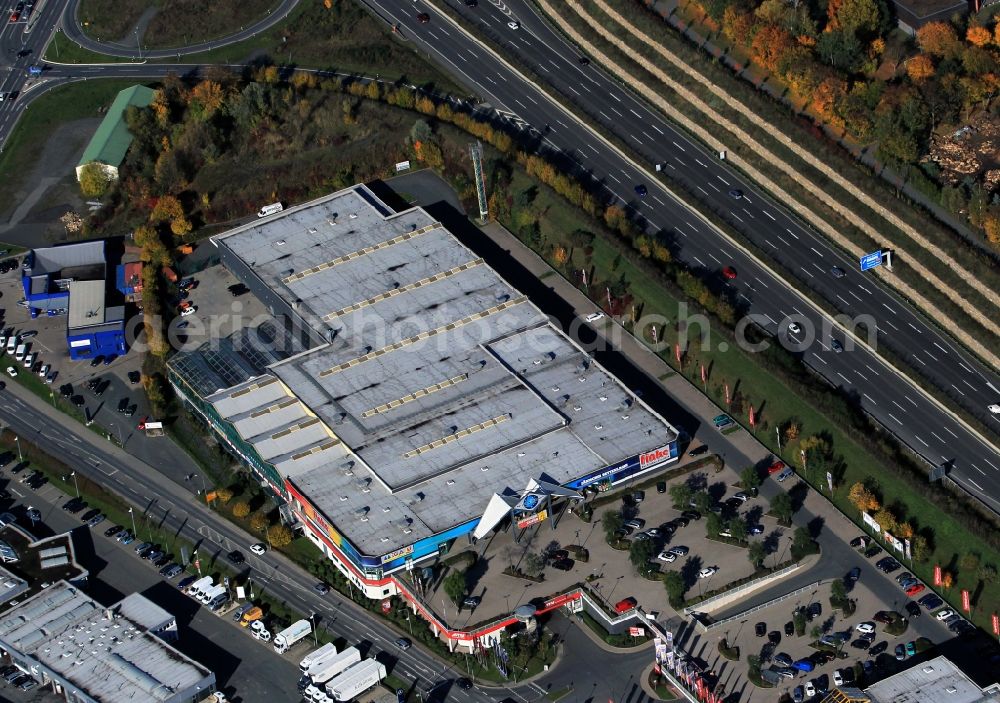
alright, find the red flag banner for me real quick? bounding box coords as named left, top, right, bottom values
left=724, top=383, right=730, bottom=406
left=934, top=565, right=942, bottom=586
left=992, top=613, right=999, bottom=635
left=675, top=344, right=682, bottom=365
left=749, top=405, right=756, bottom=428
left=962, top=589, right=971, bottom=612
left=700, top=364, right=706, bottom=384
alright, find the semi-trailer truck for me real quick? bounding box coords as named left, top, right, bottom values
left=325, top=659, right=387, bottom=701
left=309, top=647, right=360, bottom=688
left=273, top=619, right=312, bottom=654
left=299, top=642, right=338, bottom=673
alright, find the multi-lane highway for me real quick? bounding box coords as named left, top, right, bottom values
left=355, top=0, right=1000, bottom=511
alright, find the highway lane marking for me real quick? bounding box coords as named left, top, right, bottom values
left=849, top=291, right=863, bottom=302
left=484, top=75, right=496, bottom=84
left=607, top=172, right=622, bottom=184
left=865, top=364, right=879, bottom=376
left=695, top=158, right=707, bottom=167
left=811, top=262, right=825, bottom=273
left=549, top=59, right=560, bottom=69
left=632, top=134, right=643, bottom=144
left=985, top=458, right=999, bottom=471
left=855, top=370, right=868, bottom=381
left=958, top=361, right=973, bottom=373
left=742, top=207, right=754, bottom=218
left=756, top=277, right=769, bottom=288
left=600, top=111, right=611, bottom=120
left=907, top=322, right=921, bottom=333
left=932, top=342, right=948, bottom=354
left=951, top=384, right=965, bottom=396
left=566, top=84, right=580, bottom=95
left=764, top=313, right=777, bottom=325
left=610, top=93, right=622, bottom=101
left=643, top=131, right=656, bottom=141
left=785, top=228, right=799, bottom=240
left=685, top=221, right=699, bottom=232
left=675, top=157, right=687, bottom=166
left=697, top=185, right=709, bottom=196
left=858, top=285, right=872, bottom=295
left=931, top=431, right=945, bottom=444
left=968, top=479, right=984, bottom=492
left=708, top=253, right=722, bottom=264
left=514, top=98, right=527, bottom=109
left=962, top=379, right=977, bottom=392
left=885, top=320, right=899, bottom=331
left=916, top=436, right=930, bottom=448
left=837, top=372, right=850, bottom=384
left=912, top=354, right=926, bottom=366
left=716, top=174, right=730, bottom=186
left=525, top=94, right=538, bottom=104
left=924, top=350, right=938, bottom=362
left=800, top=267, right=814, bottom=278
left=810, top=247, right=822, bottom=257
left=630, top=108, right=642, bottom=118
left=762, top=210, right=776, bottom=221
left=693, top=256, right=706, bottom=267
left=837, top=295, right=849, bottom=307
left=653, top=195, right=666, bottom=206
left=863, top=393, right=876, bottom=405
left=972, top=464, right=986, bottom=475
left=765, top=239, right=776, bottom=248
left=557, top=119, right=569, bottom=128
left=707, top=182, right=720, bottom=192
left=943, top=426, right=958, bottom=439
left=610, top=107, right=623, bottom=117
left=891, top=400, right=906, bottom=412
left=672, top=141, right=686, bottom=152
left=904, top=395, right=918, bottom=407
left=731, top=211, right=744, bottom=222
left=457, top=53, right=468, bottom=62
left=882, top=303, right=896, bottom=313
left=587, top=144, right=599, bottom=154
left=649, top=123, right=664, bottom=135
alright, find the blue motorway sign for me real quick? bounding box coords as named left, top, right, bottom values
left=860, top=250, right=882, bottom=271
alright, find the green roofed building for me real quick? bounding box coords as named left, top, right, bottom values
left=74, top=84, right=155, bottom=183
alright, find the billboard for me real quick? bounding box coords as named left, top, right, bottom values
left=861, top=511, right=882, bottom=535
left=517, top=510, right=548, bottom=529
left=962, top=589, right=971, bottom=612
left=566, top=441, right=678, bottom=490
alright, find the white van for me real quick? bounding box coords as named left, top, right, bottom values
left=14, top=344, right=26, bottom=361
left=199, top=584, right=225, bottom=605
left=5, top=337, right=15, bottom=354
left=186, top=576, right=213, bottom=599
left=257, top=202, right=283, bottom=218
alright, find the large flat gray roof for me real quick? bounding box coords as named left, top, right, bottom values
left=31, top=241, right=105, bottom=277
left=865, top=656, right=997, bottom=703
left=0, top=582, right=214, bottom=703
left=209, top=186, right=677, bottom=557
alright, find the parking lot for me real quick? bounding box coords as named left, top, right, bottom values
left=0, top=460, right=300, bottom=703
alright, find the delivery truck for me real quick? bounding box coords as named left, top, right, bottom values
left=326, top=659, right=387, bottom=701
left=273, top=619, right=312, bottom=654
left=299, top=642, right=338, bottom=673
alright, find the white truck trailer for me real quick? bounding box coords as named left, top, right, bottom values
left=273, top=619, right=312, bottom=654
left=326, top=659, right=387, bottom=701
left=299, top=642, right=338, bottom=673
left=309, top=647, right=361, bottom=687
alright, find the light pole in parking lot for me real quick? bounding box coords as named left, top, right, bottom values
left=128, top=506, right=137, bottom=539
left=308, top=612, right=318, bottom=646
left=13, top=435, right=21, bottom=462
left=70, top=470, right=79, bottom=498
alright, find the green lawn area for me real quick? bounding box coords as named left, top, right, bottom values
left=502, top=166, right=1000, bottom=631
left=0, top=79, right=138, bottom=214
left=44, top=31, right=138, bottom=63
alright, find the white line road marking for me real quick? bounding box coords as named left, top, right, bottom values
left=764, top=313, right=777, bottom=325
left=708, top=182, right=720, bottom=192
left=951, top=384, right=965, bottom=396
left=716, top=174, right=730, bottom=186
left=958, top=362, right=972, bottom=373
left=785, top=228, right=799, bottom=239
left=885, top=320, right=899, bottom=331
left=708, top=253, right=722, bottom=264
left=908, top=322, right=921, bottom=333
left=567, top=84, right=580, bottom=95
left=610, top=107, right=623, bottom=117
left=972, top=464, right=986, bottom=475
left=837, top=372, right=850, bottom=383
left=892, top=400, right=906, bottom=412
left=653, top=196, right=666, bottom=206
left=695, top=158, right=707, bottom=167
left=685, top=221, right=698, bottom=231
left=514, top=98, right=527, bottom=109
left=924, top=350, right=939, bottom=362
left=693, top=256, right=706, bottom=267
left=672, top=141, right=686, bottom=152
left=630, top=108, right=642, bottom=118
left=931, top=431, right=945, bottom=444
left=944, top=426, right=958, bottom=439
left=607, top=172, right=622, bottom=184
left=882, top=303, right=896, bottom=314
left=600, top=111, right=611, bottom=121
left=916, top=436, right=929, bottom=448
left=863, top=393, right=876, bottom=405
left=858, top=285, right=871, bottom=295
left=697, top=185, right=709, bottom=196
left=850, top=291, right=863, bottom=302
left=650, top=124, right=664, bottom=135
left=969, top=479, right=984, bottom=492
left=932, top=342, right=947, bottom=354
left=962, top=379, right=977, bottom=392
left=837, top=294, right=849, bottom=307
left=743, top=208, right=754, bottom=218
left=985, top=458, right=999, bottom=471
left=855, top=370, right=868, bottom=381
left=912, top=354, right=926, bottom=366
left=731, top=211, right=744, bottom=222
left=643, top=131, right=655, bottom=141
left=632, top=134, right=643, bottom=144
left=904, top=395, right=917, bottom=407
left=675, top=157, right=686, bottom=166
left=800, top=267, right=814, bottom=278
left=610, top=93, right=622, bottom=101
left=765, top=239, right=776, bottom=248
left=762, top=211, right=776, bottom=221
left=667, top=162, right=676, bottom=169
left=756, top=277, right=769, bottom=289
left=810, top=247, right=822, bottom=257
left=587, top=144, right=599, bottom=154
left=812, top=262, right=825, bottom=273
left=812, top=353, right=827, bottom=365
left=865, top=364, right=879, bottom=376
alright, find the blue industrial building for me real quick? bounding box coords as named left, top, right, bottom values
left=22, top=241, right=127, bottom=360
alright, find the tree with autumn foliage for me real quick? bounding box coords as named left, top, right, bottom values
left=150, top=194, right=184, bottom=223
left=721, top=6, right=754, bottom=47
left=873, top=506, right=897, bottom=532
left=751, top=24, right=795, bottom=72
left=188, top=80, right=225, bottom=120
left=906, top=54, right=935, bottom=83
left=917, top=21, right=962, bottom=59
left=811, top=76, right=848, bottom=127
left=848, top=481, right=880, bottom=512
left=967, top=24, right=992, bottom=47
left=983, top=210, right=1000, bottom=244
left=826, top=0, right=883, bottom=37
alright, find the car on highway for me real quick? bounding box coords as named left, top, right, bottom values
left=313, top=582, right=330, bottom=595
left=831, top=266, right=846, bottom=278
left=16, top=48, right=31, bottom=57
left=585, top=311, right=605, bottom=323
left=728, top=189, right=743, bottom=199
left=395, top=637, right=412, bottom=650
left=722, top=266, right=737, bottom=280
left=990, top=403, right=1000, bottom=414
left=831, top=338, right=844, bottom=352
left=416, top=11, right=430, bottom=22
left=250, top=543, right=267, bottom=555
left=634, top=184, right=647, bottom=197
left=697, top=567, right=718, bottom=579
left=226, top=550, right=246, bottom=566
left=507, top=19, right=520, bottom=29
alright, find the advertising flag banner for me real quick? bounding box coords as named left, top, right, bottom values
left=665, top=631, right=673, bottom=649
left=904, top=539, right=912, bottom=561
left=724, top=383, right=730, bottom=406
left=934, top=565, right=942, bottom=586
left=749, top=405, right=756, bottom=428
left=675, top=344, right=682, bottom=366
left=666, top=651, right=675, bottom=671
left=630, top=626, right=644, bottom=637
left=992, top=613, right=999, bottom=636
left=962, top=589, right=971, bottom=612
left=700, top=364, right=706, bottom=384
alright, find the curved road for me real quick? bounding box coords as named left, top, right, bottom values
left=60, top=0, right=299, bottom=58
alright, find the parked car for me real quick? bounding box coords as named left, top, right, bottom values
left=86, top=513, right=106, bottom=527
left=905, top=602, right=922, bottom=618
left=80, top=508, right=101, bottom=522
left=144, top=550, right=164, bottom=562
left=919, top=595, right=944, bottom=610
left=160, top=563, right=183, bottom=578
left=614, top=597, right=637, bottom=613
left=755, top=622, right=767, bottom=637
left=697, top=567, right=718, bottom=579
left=104, top=525, right=123, bottom=538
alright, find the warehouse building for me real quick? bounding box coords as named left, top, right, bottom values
left=0, top=581, right=216, bottom=703
left=824, top=655, right=1000, bottom=702
left=21, top=240, right=127, bottom=360
left=74, top=84, right=155, bottom=184
left=168, top=185, right=680, bottom=599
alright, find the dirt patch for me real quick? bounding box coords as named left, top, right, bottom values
left=923, top=112, right=1000, bottom=189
